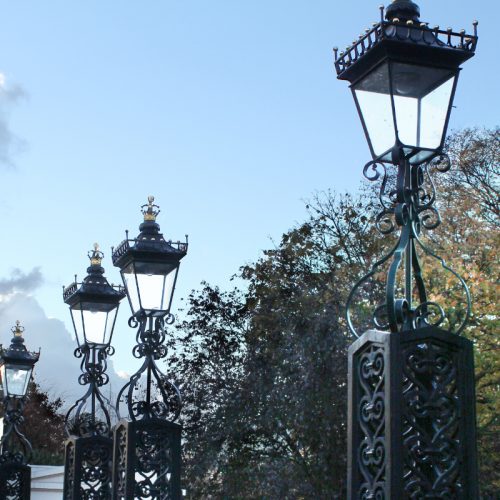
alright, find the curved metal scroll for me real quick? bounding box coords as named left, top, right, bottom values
left=65, top=344, right=115, bottom=437
left=346, top=152, right=471, bottom=337
left=116, top=315, right=181, bottom=422
left=0, top=397, right=32, bottom=465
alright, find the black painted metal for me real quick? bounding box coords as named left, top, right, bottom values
left=348, top=327, right=478, bottom=499
left=339, top=3, right=480, bottom=498
left=63, top=248, right=124, bottom=499
left=0, top=463, right=31, bottom=500
left=112, top=419, right=181, bottom=499
left=0, top=323, right=39, bottom=500
left=63, top=436, right=113, bottom=500
left=111, top=197, right=185, bottom=499
left=346, top=151, right=471, bottom=338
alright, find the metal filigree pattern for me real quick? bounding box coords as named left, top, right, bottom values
left=346, top=153, right=471, bottom=337
left=65, top=344, right=115, bottom=438
left=0, top=464, right=30, bottom=500
left=357, top=344, right=386, bottom=499
left=113, top=420, right=181, bottom=500
left=402, top=340, right=462, bottom=498
left=80, top=440, right=113, bottom=499
left=116, top=316, right=181, bottom=422
left=0, top=398, right=32, bottom=465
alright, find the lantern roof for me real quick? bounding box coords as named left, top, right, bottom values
left=0, top=321, right=40, bottom=367
left=112, top=196, right=188, bottom=269
left=334, top=1, right=478, bottom=84
left=63, top=244, right=125, bottom=308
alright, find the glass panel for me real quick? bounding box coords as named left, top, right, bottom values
left=71, top=308, right=85, bottom=346
left=5, top=366, right=32, bottom=396
left=122, top=263, right=141, bottom=314
left=136, top=273, right=167, bottom=312
left=419, top=76, right=454, bottom=149
left=353, top=63, right=395, bottom=157
left=391, top=62, right=455, bottom=150
left=81, top=309, right=117, bottom=345
left=394, top=94, right=418, bottom=146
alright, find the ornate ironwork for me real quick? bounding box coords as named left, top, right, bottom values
left=116, top=316, right=181, bottom=423
left=346, top=152, right=472, bottom=337
left=65, top=344, right=114, bottom=438
left=334, top=6, right=477, bottom=77
left=64, top=436, right=113, bottom=500
left=0, top=463, right=30, bottom=500
left=348, top=329, right=478, bottom=499
left=112, top=419, right=181, bottom=500
left=358, top=344, right=386, bottom=498
left=402, top=340, right=462, bottom=497
left=63, top=344, right=115, bottom=499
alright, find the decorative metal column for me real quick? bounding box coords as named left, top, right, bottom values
left=111, top=196, right=187, bottom=500
left=63, top=245, right=125, bottom=499
left=334, top=1, right=480, bottom=498
left=0, top=322, right=40, bottom=500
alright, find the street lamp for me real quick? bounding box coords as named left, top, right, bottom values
left=63, top=244, right=125, bottom=499
left=0, top=321, right=40, bottom=500
left=111, top=196, right=187, bottom=499
left=335, top=1, right=479, bottom=498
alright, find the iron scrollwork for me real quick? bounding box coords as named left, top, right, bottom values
left=65, top=344, right=115, bottom=438
left=402, top=340, right=462, bottom=498
left=346, top=151, right=471, bottom=337
left=357, top=344, right=387, bottom=499
left=116, top=315, right=181, bottom=423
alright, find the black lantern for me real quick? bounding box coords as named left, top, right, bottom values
left=63, top=243, right=125, bottom=347
left=336, top=2, right=480, bottom=498
left=334, top=0, right=477, bottom=165
left=111, top=196, right=187, bottom=499
left=0, top=321, right=39, bottom=399
left=112, top=195, right=188, bottom=318
left=62, top=246, right=125, bottom=499
left=0, top=321, right=40, bottom=500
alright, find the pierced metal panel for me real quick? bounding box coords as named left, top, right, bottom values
left=0, top=463, right=30, bottom=500
left=402, top=339, right=463, bottom=497
left=63, top=436, right=113, bottom=500
left=348, top=328, right=478, bottom=499
left=112, top=419, right=181, bottom=500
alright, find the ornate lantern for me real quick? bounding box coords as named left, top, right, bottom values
left=0, top=322, right=39, bottom=500
left=112, top=196, right=187, bottom=319
left=62, top=245, right=125, bottom=499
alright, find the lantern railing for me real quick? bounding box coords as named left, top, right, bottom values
left=112, top=237, right=188, bottom=265
left=334, top=8, right=478, bottom=76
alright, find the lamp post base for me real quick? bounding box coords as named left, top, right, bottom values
left=0, top=462, right=30, bottom=500
left=112, top=418, right=181, bottom=500
left=347, top=326, right=478, bottom=499
left=63, top=435, right=113, bottom=499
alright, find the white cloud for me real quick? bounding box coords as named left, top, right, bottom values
left=0, top=275, right=126, bottom=413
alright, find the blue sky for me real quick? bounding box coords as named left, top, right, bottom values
left=0, top=0, right=497, bottom=387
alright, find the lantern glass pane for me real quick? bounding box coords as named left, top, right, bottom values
left=82, top=308, right=117, bottom=345
left=135, top=273, right=167, bottom=311
left=419, top=76, right=454, bottom=149
left=1, top=365, right=32, bottom=397
left=353, top=62, right=395, bottom=157
left=391, top=62, right=455, bottom=151
left=122, top=263, right=141, bottom=314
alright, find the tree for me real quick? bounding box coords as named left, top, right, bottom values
left=0, top=381, right=66, bottom=465
left=167, top=128, right=498, bottom=497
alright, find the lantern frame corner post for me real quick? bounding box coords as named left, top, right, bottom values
left=111, top=196, right=187, bottom=500
left=62, top=245, right=125, bottom=499
left=337, top=1, right=480, bottom=498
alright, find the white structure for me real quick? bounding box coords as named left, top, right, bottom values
left=30, top=465, right=64, bottom=499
